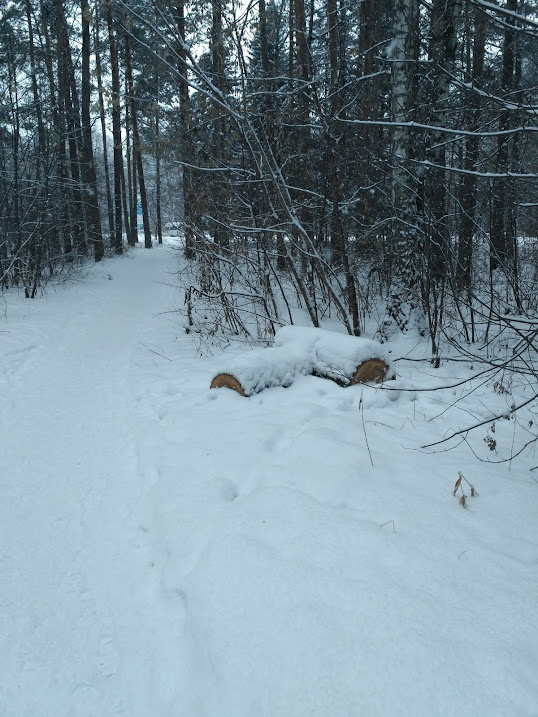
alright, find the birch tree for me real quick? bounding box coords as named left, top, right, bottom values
left=383, top=0, right=422, bottom=336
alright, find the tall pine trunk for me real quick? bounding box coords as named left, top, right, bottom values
left=425, top=0, right=462, bottom=279
left=104, top=0, right=123, bottom=254
left=175, top=0, right=195, bottom=258
left=457, top=6, right=486, bottom=290
left=94, top=3, right=114, bottom=242
left=81, top=0, right=104, bottom=262
left=490, top=0, right=517, bottom=276
left=55, top=0, right=86, bottom=256
left=124, top=19, right=152, bottom=248
left=326, top=0, right=360, bottom=334
left=155, top=100, right=163, bottom=245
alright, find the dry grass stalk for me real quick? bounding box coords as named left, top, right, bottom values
left=454, top=471, right=479, bottom=508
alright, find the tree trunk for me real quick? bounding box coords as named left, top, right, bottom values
left=125, top=87, right=137, bottom=247
left=24, top=0, right=47, bottom=288
left=81, top=0, right=104, bottom=262
left=39, top=0, right=64, bottom=256
left=175, top=0, right=195, bottom=258
left=490, top=0, right=517, bottom=274
left=55, top=0, right=86, bottom=256
left=425, top=0, right=462, bottom=279
left=94, top=2, right=114, bottom=242
left=210, top=0, right=230, bottom=248
left=104, top=0, right=124, bottom=254
left=457, top=6, right=486, bottom=290
left=124, top=18, right=152, bottom=248
left=24, top=0, right=46, bottom=168
left=155, top=102, right=163, bottom=245
left=326, top=0, right=360, bottom=334
left=384, top=0, right=422, bottom=335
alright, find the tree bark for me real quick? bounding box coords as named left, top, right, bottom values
left=209, top=0, right=230, bottom=248
left=104, top=0, right=124, bottom=254
left=94, top=2, right=115, bottom=242
left=155, top=102, right=163, bottom=245
left=124, top=17, right=152, bottom=248
left=490, top=0, right=517, bottom=273
left=425, top=0, right=462, bottom=279
left=55, top=0, right=87, bottom=256
left=457, top=5, right=486, bottom=290
left=326, top=0, right=360, bottom=334
left=384, top=0, right=422, bottom=335
left=125, top=88, right=137, bottom=246
left=81, top=0, right=104, bottom=261
left=175, top=0, right=195, bottom=258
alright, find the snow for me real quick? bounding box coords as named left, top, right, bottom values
left=1, top=245, right=537, bottom=716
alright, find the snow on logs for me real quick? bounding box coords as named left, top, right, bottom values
left=210, top=326, right=394, bottom=397
left=210, top=344, right=313, bottom=397
left=274, top=326, right=394, bottom=386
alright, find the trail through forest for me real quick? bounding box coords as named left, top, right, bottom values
left=1, top=246, right=537, bottom=717
left=0, top=247, right=183, bottom=716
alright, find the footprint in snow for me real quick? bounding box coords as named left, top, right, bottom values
left=97, top=636, right=120, bottom=677
left=220, top=479, right=239, bottom=502
left=71, top=684, right=100, bottom=716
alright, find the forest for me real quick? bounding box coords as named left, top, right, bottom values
left=1, top=0, right=537, bottom=350
left=2, top=4, right=538, bottom=713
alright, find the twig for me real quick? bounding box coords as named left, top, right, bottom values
left=364, top=356, right=518, bottom=393
left=422, top=392, right=538, bottom=448
left=138, top=342, right=173, bottom=361
left=360, top=392, right=374, bottom=467
left=379, top=520, right=396, bottom=532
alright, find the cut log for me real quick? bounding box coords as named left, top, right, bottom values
left=210, top=327, right=395, bottom=397
left=210, top=345, right=313, bottom=397
left=351, top=358, right=388, bottom=384
left=210, top=373, right=246, bottom=396
left=274, top=326, right=394, bottom=385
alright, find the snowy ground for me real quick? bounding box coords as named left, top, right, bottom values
left=1, top=244, right=537, bottom=717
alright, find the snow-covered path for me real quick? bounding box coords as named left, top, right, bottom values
left=0, top=248, right=181, bottom=716
left=1, top=246, right=537, bottom=717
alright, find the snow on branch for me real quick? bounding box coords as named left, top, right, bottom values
left=336, top=118, right=538, bottom=139
left=414, top=159, right=538, bottom=180
left=469, top=0, right=538, bottom=31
